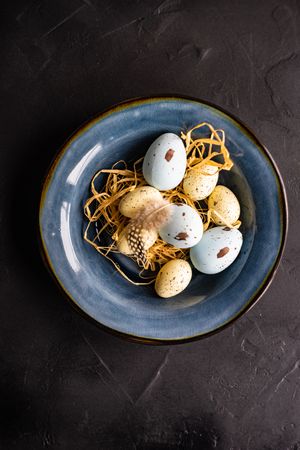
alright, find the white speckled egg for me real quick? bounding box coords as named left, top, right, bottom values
left=183, top=164, right=219, bottom=200
left=119, top=186, right=163, bottom=218
left=142, top=133, right=187, bottom=190
left=117, top=226, right=158, bottom=255
left=155, top=259, right=192, bottom=298
left=159, top=204, right=203, bottom=248
left=190, top=226, right=243, bottom=274
left=208, top=185, right=240, bottom=226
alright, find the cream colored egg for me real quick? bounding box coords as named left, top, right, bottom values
left=117, top=226, right=158, bottom=255
left=139, top=228, right=158, bottom=250
left=155, top=259, right=192, bottom=298
left=119, top=186, right=163, bottom=218
left=208, top=185, right=240, bottom=226
left=117, top=228, right=132, bottom=255
left=183, top=164, right=219, bottom=200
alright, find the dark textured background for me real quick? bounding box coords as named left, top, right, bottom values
left=1, top=0, right=299, bottom=448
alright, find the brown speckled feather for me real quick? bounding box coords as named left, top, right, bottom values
left=126, top=200, right=170, bottom=265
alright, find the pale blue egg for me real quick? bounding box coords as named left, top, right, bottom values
left=142, top=133, right=186, bottom=190
left=190, top=227, right=243, bottom=274
left=159, top=204, right=203, bottom=248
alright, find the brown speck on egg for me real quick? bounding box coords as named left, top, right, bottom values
left=182, top=212, right=186, bottom=216
left=223, top=227, right=231, bottom=231
left=174, top=232, right=189, bottom=240
left=165, top=149, right=175, bottom=161
left=217, top=247, right=230, bottom=258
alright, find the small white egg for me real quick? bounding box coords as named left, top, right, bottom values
left=183, top=164, right=219, bottom=200
left=190, top=226, right=243, bottom=274
left=155, top=259, right=192, bottom=298
left=142, top=133, right=187, bottom=191
left=208, top=185, right=240, bottom=226
left=117, top=226, right=158, bottom=255
left=159, top=204, right=203, bottom=248
left=119, top=186, right=163, bottom=218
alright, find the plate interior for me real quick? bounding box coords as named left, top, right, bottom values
left=40, top=98, right=284, bottom=340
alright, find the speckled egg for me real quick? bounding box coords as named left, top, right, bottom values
left=119, top=186, right=163, bottom=218
left=155, top=259, right=192, bottom=298
left=183, top=164, right=219, bottom=200
left=190, top=226, right=243, bottom=274
left=208, top=185, right=240, bottom=226
left=142, top=133, right=187, bottom=190
left=117, top=226, right=158, bottom=255
left=159, top=204, right=203, bottom=248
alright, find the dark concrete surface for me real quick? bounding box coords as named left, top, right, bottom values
left=1, top=0, right=299, bottom=448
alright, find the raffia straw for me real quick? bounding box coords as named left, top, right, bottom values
left=83, top=121, right=238, bottom=285
left=181, top=122, right=233, bottom=173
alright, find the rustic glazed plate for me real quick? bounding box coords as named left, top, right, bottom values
left=39, top=96, right=288, bottom=343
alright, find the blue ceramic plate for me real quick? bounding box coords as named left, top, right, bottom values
left=39, top=96, right=287, bottom=343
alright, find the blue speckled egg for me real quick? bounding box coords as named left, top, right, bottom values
left=159, top=204, right=203, bottom=248
left=190, top=226, right=243, bottom=274
left=142, top=133, right=186, bottom=190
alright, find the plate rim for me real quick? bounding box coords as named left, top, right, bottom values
left=38, top=94, right=289, bottom=345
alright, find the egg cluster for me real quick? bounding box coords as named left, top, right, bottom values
left=116, top=132, right=243, bottom=298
